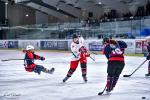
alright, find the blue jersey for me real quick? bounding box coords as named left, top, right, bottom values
left=103, top=44, right=112, bottom=59
left=103, top=43, right=124, bottom=62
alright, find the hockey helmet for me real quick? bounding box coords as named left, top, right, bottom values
left=72, top=33, right=78, bottom=39
left=102, top=37, right=109, bottom=44
left=26, top=45, right=34, bottom=50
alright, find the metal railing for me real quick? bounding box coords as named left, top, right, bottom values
left=1, top=16, right=150, bottom=39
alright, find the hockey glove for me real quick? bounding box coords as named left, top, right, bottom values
left=86, top=53, right=90, bottom=57
left=40, top=57, right=45, bottom=61
left=22, top=49, right=26, bottom=53
left=79, top=46, right=87, bottom=53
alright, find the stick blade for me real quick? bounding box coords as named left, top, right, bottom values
left=123, top=75, right=131, bottom=77
left=1, top=60, right=9, bottom=61
left=98, top=92, right=103, bottom=95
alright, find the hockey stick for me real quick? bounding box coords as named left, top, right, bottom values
left=87, top=51, right=95, bottom=61
left=98, top=85, right=107, bottom=95
left=91, top=52, right=98, bottom=55
left=89, top=56, right=95, bottom=61
left=1, top=59, right=25, bottom=61
left=71, top=51, right=78, bottom=58
left=1, top=59, right=33, bottom=62
left=123, top=60, right=147, bottom=77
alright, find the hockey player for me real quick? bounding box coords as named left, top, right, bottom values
left=23, top=45, right=54, bottom=75
left=100, top=38, right=127, bottom=94
left=145, top=36, right=150, bottom=76
left=63, top=34, right=90, bottom=83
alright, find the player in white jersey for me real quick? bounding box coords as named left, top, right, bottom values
left=63, top=34, right=90, bottom=83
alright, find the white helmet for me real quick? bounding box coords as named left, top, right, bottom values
left=26, top=45, right=34, bottom=50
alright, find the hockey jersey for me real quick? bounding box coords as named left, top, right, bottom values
left=71, top=42, right=82, bottom=61
left=24, top=51, right=41, bottom=72
left=103, top=43, right=124, bottom=62
left=71, top=37, right=86, bottom=61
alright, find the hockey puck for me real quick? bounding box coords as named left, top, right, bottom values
left=142, top=97, right=146, bottom=99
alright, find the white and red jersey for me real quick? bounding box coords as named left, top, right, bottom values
left=70, top=36, right=89, bottom=61
left=71, top=42, right=82, bottom=61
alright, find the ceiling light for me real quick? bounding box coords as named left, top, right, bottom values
left=130, top=16, right=134, bottom=19
left=98, top=2, right=102, bottom=5
left=57, top=8, right=60, bottom=10
left=25, top=14, right=29, bottom=17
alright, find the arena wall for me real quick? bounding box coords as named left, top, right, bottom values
left=0, top=39, right=147, bottom=54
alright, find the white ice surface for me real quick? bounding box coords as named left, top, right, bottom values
left=0, top=50, right=150, bottom=100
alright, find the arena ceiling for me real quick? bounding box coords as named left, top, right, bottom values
left=2, top=0, right=149, bottom=20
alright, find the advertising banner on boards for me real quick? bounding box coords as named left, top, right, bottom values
left=57, top=41, right=68, bottom=50
left=89, top=41, right=103, bottom=51
left=40, top=41, right=68, bottom=50
left=18, top=40, right=40, bottom=49
left=0, top=41, right=8, bottom=48
left=41, top=41, right=57, bottom=50
left=8, top=41, right=18, bottom=48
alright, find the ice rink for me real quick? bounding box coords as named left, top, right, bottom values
left=0, top=50, right=150, bottom=100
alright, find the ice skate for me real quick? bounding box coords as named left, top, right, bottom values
left=83, top=76, right=87, bottom=83
left=145, top=73, right=150, bottom=76
left=63, top=76, right=69, bottom=83
left=48, top=68, right=55, bottom=74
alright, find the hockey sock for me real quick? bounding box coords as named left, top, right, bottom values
left=63, top=69, right=75, bottom=82
left=112, top=77, right=119, bottom=89
left=81, top=68, right=87, bottom=77
left=81, top=63, right=87, bottom=82
left=106, top=76, right=114, bottom=92
left=148, top=62, right=150, bottom=74
left=67, top=68, right=75, bottom=77
left=81, top=63, right=87, bottom=77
